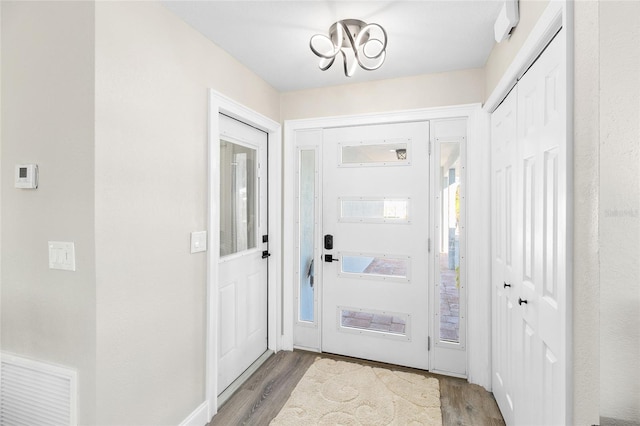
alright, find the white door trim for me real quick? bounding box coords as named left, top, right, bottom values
left=283, top=103, right=492, bottom=389
left=206, top=90, right=282, bottom=420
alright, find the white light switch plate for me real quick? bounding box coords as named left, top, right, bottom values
left=190, top=231, right=207, bottom=254
left=48, top=241, right=76, bottom=271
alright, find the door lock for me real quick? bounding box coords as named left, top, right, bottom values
left=324, top=234, right=334, bottom=250
left=324, top=254, right=339, bottom=263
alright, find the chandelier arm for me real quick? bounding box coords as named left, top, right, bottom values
left=309, top=34, right=340, bottom=59
left=318, top=57, right=335, bottom=71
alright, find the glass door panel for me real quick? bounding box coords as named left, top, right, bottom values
left=438, top=142, right=461, bottom=343
left=220, top=139, right=257, bottom=257
left=298, top=149, right=316, bottom=322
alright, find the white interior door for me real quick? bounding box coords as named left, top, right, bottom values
left=490, top=29, right=567, bottom=426
left=321, top=121, right=430, bottom=369
left=217, top=114, right=268, bottom=394
left=491, top=87, right=518, bottom=426
left=515, top=29, right=567, bottom=426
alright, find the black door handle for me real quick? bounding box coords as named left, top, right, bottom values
left=503, top=282, right=511, bottom=288
left=324, top=254, right=339, bottom=262
left=262, top=250, right=271, bottom=259
left=518, top=298, right=528, bottom=305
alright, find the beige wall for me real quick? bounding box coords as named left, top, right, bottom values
left=484, top=0, right=549, bottom=99
left=573, top=1, right=601, bottom=425
left=0, top=2, right=97, bottom=424
left=94, top=2, right=279, bottom=424
left=598, top=1, right=640, bottom=422
left=573, top=1, right=640, bottom=423
left=2, top=1, right=279, bottom=424
left=280, top=68, right=484, bottom=120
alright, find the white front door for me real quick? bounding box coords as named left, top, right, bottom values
left=321, top=121, right=431, bottom=369
left=217, top=114, right=268, bottom=393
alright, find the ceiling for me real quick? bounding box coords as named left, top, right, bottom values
left=161, top=1, right=503, bottom=92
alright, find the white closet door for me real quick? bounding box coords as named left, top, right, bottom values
left=491, top=87, right=518, bottom=426
left=515, top=29, right=567, bottom=426
left=491, top=28, right=567, bottom=426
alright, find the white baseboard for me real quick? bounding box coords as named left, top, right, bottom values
left=178, top=401, right=209, bottom=426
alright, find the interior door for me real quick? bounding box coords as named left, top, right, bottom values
left=321, top=121, right=430, bottom=369
left=491, top=87, right=518, bottom=426
left=217, top=114, right=269, bottom=394
left=515, top=29, right=567, bottom=425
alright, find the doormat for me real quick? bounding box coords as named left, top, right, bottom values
left=270, top=357, right=443, bottom=425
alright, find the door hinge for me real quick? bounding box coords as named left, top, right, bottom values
left=428, top=238, right=431, bottom=253
left=429, top=140, right=432, bottom=156
left=428, top=336, right=431, bottom=351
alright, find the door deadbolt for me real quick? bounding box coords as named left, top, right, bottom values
left=324, top=234, right=334, bottom=250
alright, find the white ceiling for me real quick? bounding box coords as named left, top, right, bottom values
left=161, top=1, right=503, bottom=92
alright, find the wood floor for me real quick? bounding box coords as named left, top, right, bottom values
left=209, top=350, right=505, bottom=426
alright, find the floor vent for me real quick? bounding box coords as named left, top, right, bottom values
left=1, top=352, right=77, bottom=426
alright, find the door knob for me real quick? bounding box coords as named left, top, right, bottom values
left=518, top=298, right=528, bottom=305
left=503, top=282, right=511, bottom=288
left=324, top=254, right=339, bottom=262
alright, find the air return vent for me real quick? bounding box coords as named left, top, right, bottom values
left=1, top=353, right=77, bottom=426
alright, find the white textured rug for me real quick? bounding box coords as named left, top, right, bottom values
left=270, top=357, right=443, bottom=425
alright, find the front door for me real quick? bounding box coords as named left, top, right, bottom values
left=321, top=121, right=430, bottom=369
left=217, top=114, right=268, bottom=393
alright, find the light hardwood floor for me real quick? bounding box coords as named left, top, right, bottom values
left=209, top=350, right=505, bottom=425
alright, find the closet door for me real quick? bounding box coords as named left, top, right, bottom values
left=491, top=88, right=518, bottom=426
left=491, top=28, right=567, bottom=426
left=515, top=29, right=567, bottom=425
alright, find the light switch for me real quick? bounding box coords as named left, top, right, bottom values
left=190, top=231, right=207, bottom=254
left=48, top=241, right=76, bottom=271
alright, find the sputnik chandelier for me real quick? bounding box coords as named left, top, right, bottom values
left=310, top=19, right=387, bottom=77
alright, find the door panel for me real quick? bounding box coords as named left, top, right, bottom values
left=321, top=121, right=430, bottom=370
left=491, top=29, right=567, bottom=426
left=491, top=87, right=518, bottom=425
left=217, top=114, right=268, bottom=394
left=515, top=29, right=566, bottom=425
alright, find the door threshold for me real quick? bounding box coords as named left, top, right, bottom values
left=217, top=349, right=274, bottom=409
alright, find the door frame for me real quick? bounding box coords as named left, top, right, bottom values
left=283, top=103, right=492, bottom=389
left=206, top=90, right=282, bottom=419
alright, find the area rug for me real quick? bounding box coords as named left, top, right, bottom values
left=270, top=357, right=443, bottom=425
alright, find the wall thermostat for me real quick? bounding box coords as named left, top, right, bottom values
left=15, top=164, right=39, bottom=189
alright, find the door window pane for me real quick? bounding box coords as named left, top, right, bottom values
left=341, top=254, right=409, bottom=280
left=340, top=308, right=408, bottom=336
left=341, top=141, right=409, bottom=165
left=439, top=142, right=461, bottom=343
left=340, top=198, right=409, bottom=223
left=220, top=139, right=257, bottom=257
left=299, top=150, right=315, bottom=322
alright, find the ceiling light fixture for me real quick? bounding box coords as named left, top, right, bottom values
left=310, top=19, right=387, bottom=77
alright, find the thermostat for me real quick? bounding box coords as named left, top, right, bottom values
left=15, top=164, right=39, bottom=189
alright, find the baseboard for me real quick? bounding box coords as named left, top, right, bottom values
left=217, top=350, right=274, bottom=408
left=600, top=418, right=640, bottom=426
left=178, top=401, right=209, bottom=426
